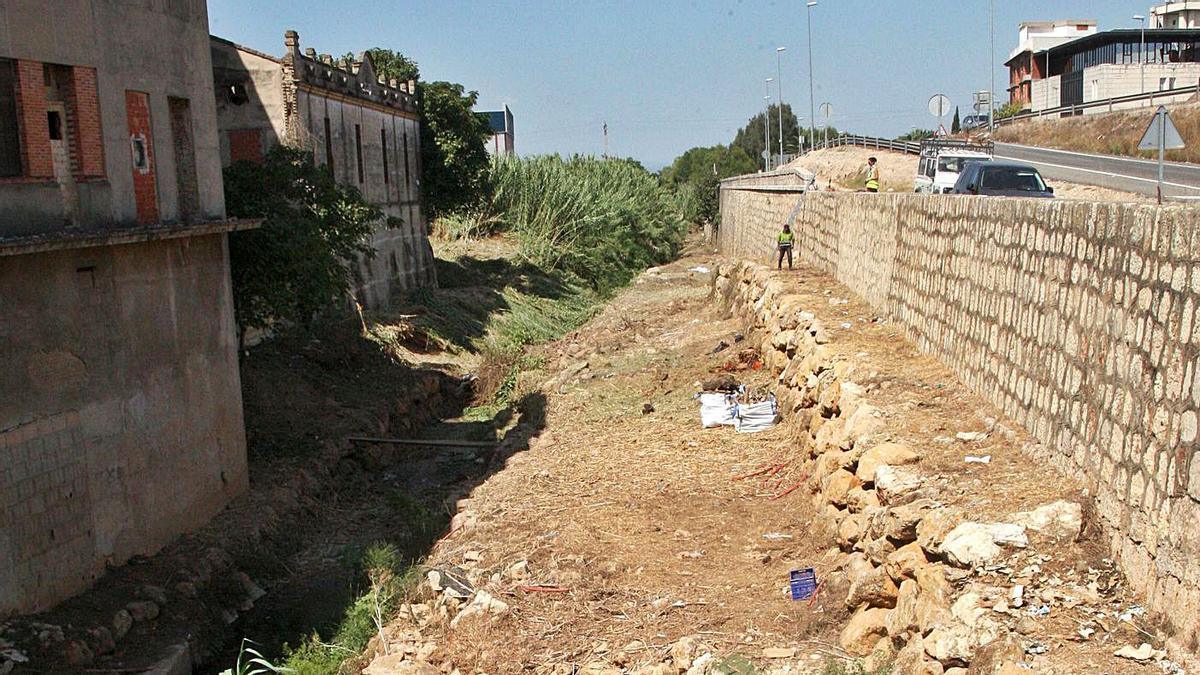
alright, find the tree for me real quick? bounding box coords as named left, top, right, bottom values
left=661, top=145, right=756, bottom=224
left=897, top=129, right=935, bottom=141
left=366, top=48, right=419, bottom=84
left=224, top=147, right=380, bottom=340
left=951, top=106, right=961, bottom=134
left=364, top=48, right=492, bottom=218
left=732, top=104, right=836, bottom=166
left=420, top=81, right=494, bottom=217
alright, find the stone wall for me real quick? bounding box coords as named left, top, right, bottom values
left=718, top=182, right=1200, bottom=643
left=0, top=233, right=248, bottom=614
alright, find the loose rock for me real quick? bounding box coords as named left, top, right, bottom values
left=940, top=522, right=1028, bottom=567
left=839, top=607, right=890, bottom=656
left=856, top=442, right=920, bottom=482
left=1007, top=501, right=1083, bottom=540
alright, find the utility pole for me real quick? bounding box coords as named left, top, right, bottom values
left=988, top=0, right=995, bottom=134
left=806, top=1, right=818, bottom=152
left=776, top=46, right=787, bottom=166
left=1134, top=15, right=1147, bottom=95
left=763, top=79, right=773, bottom=172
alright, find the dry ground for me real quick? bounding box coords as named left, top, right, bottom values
left=994, top=101, right=1200, bottom=164
left=367, top=242, right=1176, bottom=674
left=783, top=146, right=1151, bottom=202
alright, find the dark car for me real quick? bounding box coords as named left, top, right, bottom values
left=951, top=161, right=1054, bottom=198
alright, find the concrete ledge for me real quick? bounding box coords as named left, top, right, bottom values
left=0, top=219, right=262, bottom=258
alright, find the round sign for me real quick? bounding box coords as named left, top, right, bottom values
left=819, top=102, right=833, bottom=120
left=928, top=94, right=951, bottom=118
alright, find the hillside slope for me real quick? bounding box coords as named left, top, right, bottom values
left=994, top=102, right=1200, bottom=164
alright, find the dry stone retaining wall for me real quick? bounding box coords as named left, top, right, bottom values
left=718, top=182, right=1200, bottom=645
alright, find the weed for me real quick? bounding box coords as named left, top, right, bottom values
left=220, top=639, right=292, bottom=675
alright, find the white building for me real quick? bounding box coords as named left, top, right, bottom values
left=1152, top=1, right=1200, bottom=28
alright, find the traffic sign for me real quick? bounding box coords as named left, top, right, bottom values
left=819, top=102, right=833, bottom=120
left=1139, top=106, right=1185, bottom=150
left=928, top=94, right=951, bottom=118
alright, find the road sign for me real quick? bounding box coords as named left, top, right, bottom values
left=1138, top=106, right=1187, bottom=204
left=1139, top=106, right=1185, bottom=150
left=819, top=102, right=833, bottom=120
left=928, top=94, right=951, bottom=119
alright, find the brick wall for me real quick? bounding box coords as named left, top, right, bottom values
left=123, top=90, right=158, bottom=224
left=718, top=183, right=1200, bottom=642
left=14, top=60, right=52, bottom=179
left=67, top=67, right=105, bottom=179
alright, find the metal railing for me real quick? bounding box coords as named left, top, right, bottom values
left=808, top=134, right=923, bottom=156
left=995, top=81, right=1200, bottom=127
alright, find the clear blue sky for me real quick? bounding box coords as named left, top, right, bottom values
left=208, top=0, right=1155, bottom=170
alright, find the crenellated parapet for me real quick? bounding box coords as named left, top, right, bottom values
left=283, top=30, right=419, bottom=116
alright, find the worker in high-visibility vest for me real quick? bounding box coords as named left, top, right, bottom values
left=777, top=224, right=795, bottom=270
left=865, top=157, right=880, bottom=193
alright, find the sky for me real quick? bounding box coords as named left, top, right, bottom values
left=208, top=0, right=1158, bottom=170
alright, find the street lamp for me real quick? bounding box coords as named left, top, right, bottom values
left=1133, top=14, right=1147, bottom=94
left=764, top=81, right=773, bottom=172
left=988, top=0, right=995, bottom=134
left=806, top=1, right=818, bottom=152
left=776, top=46, right=786, bottom=166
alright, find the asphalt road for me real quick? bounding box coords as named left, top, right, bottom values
left=994, top=142, right=1200, bottom=199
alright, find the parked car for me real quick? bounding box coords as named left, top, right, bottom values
left=951, top=161, right=1054, bottom=198
left=914, top=140, right=994, bottom=194
left=961, top=114, right=989, bottom=130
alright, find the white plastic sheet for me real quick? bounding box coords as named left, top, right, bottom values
left=734, top=396, right=778, bottom=434
left=698, top=392, right=737, bottom=428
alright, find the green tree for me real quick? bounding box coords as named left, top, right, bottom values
left=661, top=144, right=756, bottom=224
left=951, top=106, right=961, bottom=134
left=733, top=104, right=835, bottom=165
left=897, top=129, right=935, bottom=141
left=364, top=48, right=493, bottom=218
left=365, top=48, right=419, bottom=83
left=995, top=102, right=1023, bottom=120
left=420, top=81, right=494, bottom=217
left=224, top=147, right=379, bottom=340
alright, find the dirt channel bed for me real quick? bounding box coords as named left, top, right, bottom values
left=360, top=247, right=1177, bottom=674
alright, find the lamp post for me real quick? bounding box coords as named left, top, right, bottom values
left=1133, top=14, right=1147, bottom=94
left=776, top=46, right=786, bottom=166
left=806, top=1, right=818, bottom=151
left=988, top=0, right=995, bottom=134
left=764, top=81, right=773, bottom=172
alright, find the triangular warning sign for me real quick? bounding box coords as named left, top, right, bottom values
left=1139, top=106, right=1186, bottom=151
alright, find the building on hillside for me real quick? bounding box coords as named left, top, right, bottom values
left=1153, top=1, right=1200, bottom=28
left=1006, top=18, right=1200, bottom=113
left=0, top=0, right=252, bottom=614
left=1006, top=20, right=1098, bottom=108
left=210, top=32, right=436, bottom=307
left=481, top=105, right=515, bottom=156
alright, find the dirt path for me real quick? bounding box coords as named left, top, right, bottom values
left=362, top=248, right=1179, bottom=674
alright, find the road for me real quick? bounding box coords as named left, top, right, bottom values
left=994, top=142, right=1200, bottom=199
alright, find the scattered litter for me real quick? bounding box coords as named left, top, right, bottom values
left=964, top=455, right=992, bottom=464
left=642, top=403, right=655, bottom=415
left=733, top=332, right=745, bottom=343
left=1026, top=605, right=1050, bottom=617
left=1114, top=643, right=1165, bottom=662
left=1010, top=584, right=1025, bottom=608
left=840, top=322, right=852, bottom=329
left=956, top=431, right=989, bottom=442
left=518, top=585, right=570, bottom=593
left=710, top=340, right=730, bottom=354
left=789, top=568, right=818, bottom=601
left=688, top=266, right=711, bottom=274
left=701, top=374, right=739, bottom=392
left=427, top=566, right=473, bottom=599
left=678, top=550, right=705, bottom=559
left=1117, top=605, right=1146, bottom=623
left=1025, top=642, right=1048, bottom=655
left=763, top=532, right=794, bottom=541
left=1077, top=625, right=1096, bottom=639
left=829, top=298, right=848, bottom=305
left=763, top=647, right=796, bottom=659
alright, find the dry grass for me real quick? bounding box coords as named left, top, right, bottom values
left=995, top=101, right=1200, bottom=163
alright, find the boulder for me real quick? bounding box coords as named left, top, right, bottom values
left=669, top=636, right=709, bottom=671
left=125, top=601, right=159, bottom=622
left=874, top=465, right=924, bottom=504
left=839, top=607, right=890, bottom=656
left=863, top=535, right=898, bottom=566
left=846, top=564, right=899, bottom=609
left=966, top=634, right=1026, bottom=675
left=892, top=638, right=944, bottom=675
left=886, top=579, right=920, bottom=637
left=916, top=507, right=966, bottom=556
left=111, top=609, right=133, bottom=640
left=1007, top=501, right=1083, bottom=540
left=841, top=404, right=885, bottom=449
left=363, top=655, right=439, bottom=675
left=838, top=513, right=866, bottom=548
left=924, top=620, right=1004, bottom=666
left=880, top=499, right=936, bottom=543
left=940, top=523, right=1028, bottom=568
left=856, top=442, right=920, bottom=482
left=449, top=590, right=509, bottom=628
left=913, top=566, right=954, bottom=633
left=822, top=469, right=862, bottom=507
left=846, top=486, right=882, bottom=513
left=863, top=637, right=896, bottom=673
left=885, top=542, right=930, bottom=582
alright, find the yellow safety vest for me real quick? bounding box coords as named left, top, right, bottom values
left=866, top=165, right=880, bottom=190
left=778, top=231, right=794, bottom=246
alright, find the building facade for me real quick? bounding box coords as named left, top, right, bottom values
left=1153, top=1, right=1200, bottom=28
left=1007, top=18, right=1200, bottom=113
left=0, top=0, right=250, bottom=614
left=482, top=105, right=515, bottom=156
left=210, top=32, right=436, bottom=308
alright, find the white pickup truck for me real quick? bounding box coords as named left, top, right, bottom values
left=914, top=140, right=995, bottom=195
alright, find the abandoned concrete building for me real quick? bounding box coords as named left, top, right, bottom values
left=210, top=31, right=437, bottom=308
left=0, top=1, right=252, bottom=613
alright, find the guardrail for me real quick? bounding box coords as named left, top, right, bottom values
left=808, top=134, right=922, bottom=155
left=995, top=81, right=1200, bottom=127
